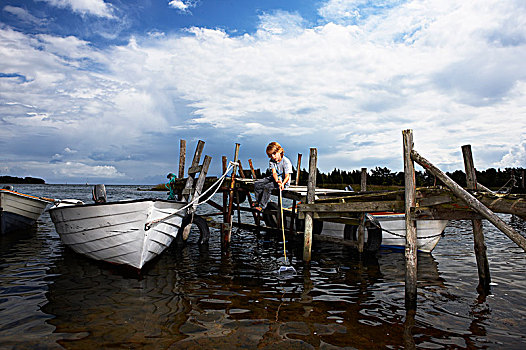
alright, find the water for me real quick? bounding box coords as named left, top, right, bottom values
left=1, top=184, right=526, bottom=349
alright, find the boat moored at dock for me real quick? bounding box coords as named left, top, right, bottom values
left=49, top=196, right=188, bottom=270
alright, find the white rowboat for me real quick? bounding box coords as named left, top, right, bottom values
left=49, top=198, right=187, bottom=270
left=0, top=188, right=52, bottom=234
left=320, top=213, right=447, bottom=253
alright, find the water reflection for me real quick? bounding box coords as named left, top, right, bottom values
left=38, top=225, right=485, bottom=348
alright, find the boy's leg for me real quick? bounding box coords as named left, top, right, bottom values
left=254, top=176, right=273, bottom=204
left=259, top=180, right=278, bottom=210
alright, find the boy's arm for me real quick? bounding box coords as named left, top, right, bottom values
left=272, top=168, right=280, bottom=183
left=277, top=173, right=290, bottom=190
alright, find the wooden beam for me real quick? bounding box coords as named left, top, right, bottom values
left=297, top=200, right=404, bottom=213
left=462, top=144, right=491, bottom=294
left=412, top=148, right=526, bottom=252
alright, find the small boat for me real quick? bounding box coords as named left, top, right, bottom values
left=372, top=212, right=447, bottom=253
left=264, top=203, right=448, bottom=253
left=49, top=185, right=188, bottom=270
left=319, top=213, right=447, bottom=253
left=0, top=186, right=53, bottom=234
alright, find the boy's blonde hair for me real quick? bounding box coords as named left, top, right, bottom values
left=266, top=142, right=284, bottom=157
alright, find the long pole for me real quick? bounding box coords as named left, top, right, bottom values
left=412, top=149, right=526, bottom=251
left=462, top=145, right=491, bottom=294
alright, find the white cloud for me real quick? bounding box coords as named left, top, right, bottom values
left=256, top=10, right=306, bottom=37
left=168, top=0, right=196, bottom=14
left=52, top=161, right=125, bottom=178
left=498, top=137, right=526, bottom=168
left=40, top=0, right=114, bottom=18
left=3, top=6, right=47, bottom=26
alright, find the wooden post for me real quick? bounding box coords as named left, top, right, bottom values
left=303, top=148, right=317, bottom=262
left=462, top=145, right=491, bottom=294
left=182, top=140, right=205, bottom=202
left=238, top=161, right=260, bottom=226
left=361, top=168, right=367, bottom=192
left=521, top=170, right=525, bottom=190
left=357, top=212, right=365, bottom=253
left=403, top=129, right=418, bottom=310
left=289, top=199, right=297, bottom=236
left=221, top=156, right=228, bottom=244
left=411, top=149, right=526, bottom=251
left=248, top=159, right=257, bottom=179
left=295, top=153, right=302, bottom=185
left=178, top=140, right=186, bottom=179
left=224, top=143, right=240, bottom=248
left=177, top=140, right=186, bottom=200
left=181, top=155, right=212, bottom=240
left=193, top=155, right=212, bottom=200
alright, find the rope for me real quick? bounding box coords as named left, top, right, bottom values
left=144, top=161, right=239, bottom=231
left=279, top=189, right=287, bottom=262
left=497, top=175, right=517, bottom=194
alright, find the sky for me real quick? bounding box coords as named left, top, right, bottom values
left=1, top=0, right=525, bottom=185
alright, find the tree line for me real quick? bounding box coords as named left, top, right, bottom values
left=0, top=176, right=46, bottom=184
left=264, top=166, right=525, bottom=192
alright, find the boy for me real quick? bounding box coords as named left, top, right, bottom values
left=253, top=142, right=293, bottom=211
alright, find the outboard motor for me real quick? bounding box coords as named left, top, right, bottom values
left=92, top=184, right=107, bottom=204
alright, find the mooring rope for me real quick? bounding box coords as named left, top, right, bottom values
left=366, top=213, right=445, bottom=239
left=497, top=175, right=517, bottom=194
left=144, top=161, right=239, bottom=231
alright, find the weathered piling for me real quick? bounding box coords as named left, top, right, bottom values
left=178, top=140, right=186, bottom=179
left=221, top=156, right=229, bottom=242
left=303, top=148, right=317, bottom=262
left=182, top=140, right=205, bottom=202
left=357, top=167, right=367, bottom=253
left=177, top=140, right=186, bottom=200
left=223, top=143, right=240, bottom=248
left=295, top=153, right=302, bottom=185
left=360, top=168, right=367, bottom=192
left=181, top=154, right=211, bottom=240
left=248, top=159, right=257, bottom=179
left=238, top=161, right=260, bottom=226
left=462, top=145, right=491, bottom=294
left=403, top=130, right=418, bottom=310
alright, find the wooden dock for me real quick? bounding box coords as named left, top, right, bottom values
left=174, top=130, right=526, bottom=310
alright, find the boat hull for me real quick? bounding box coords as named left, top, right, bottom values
left=318, top=213, right=447, bottom=253
left=0, top=189, right=51, bottom=234
left=49, top=199, right=187, bottom=269
left=373, top=213, right=446, bottom=253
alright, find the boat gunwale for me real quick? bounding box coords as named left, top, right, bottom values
left=48, top=197, right=187, bottom=212
left=0, top=189, right=52, bottom=204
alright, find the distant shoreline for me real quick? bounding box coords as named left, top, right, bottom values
left=0, top=175, right=45, bottom=184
